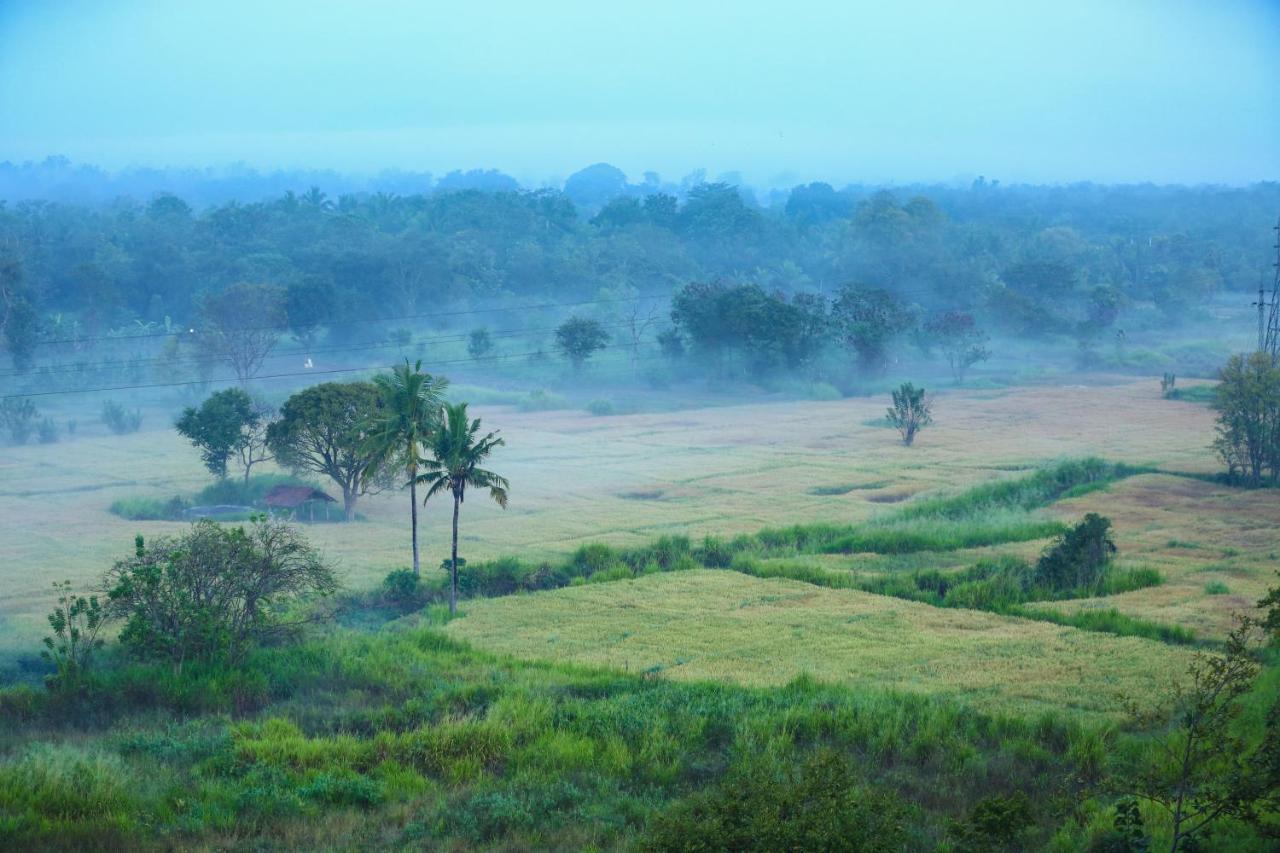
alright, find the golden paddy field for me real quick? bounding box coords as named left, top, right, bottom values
left=1, top=374, right=1274, bottom=701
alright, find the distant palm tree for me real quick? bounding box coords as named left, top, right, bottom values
left=363, top=360, right=448, bottom=576
left=414, top=403, right=508, bottom=614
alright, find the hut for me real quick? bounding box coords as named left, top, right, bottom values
left=263, top=484, right=337, bottom=522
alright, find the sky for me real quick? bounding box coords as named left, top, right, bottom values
left=1, top=0, right=1278, bottom=187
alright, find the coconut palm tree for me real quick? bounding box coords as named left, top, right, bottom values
left=363, top=360, right=448, bottom=576
left=414, top=402, right=508, bottom=614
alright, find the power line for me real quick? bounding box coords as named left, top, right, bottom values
left=0, top=317, right=649, bottom=379
left=28, top=293, right=670, bottom=348
left=0, top=341, right=669, bottom=401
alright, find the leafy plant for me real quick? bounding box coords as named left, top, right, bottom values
left=41, top=581, right=108, bottom=689
left=1, top=396, right=38, bottom=444
left=1034, top=513, right=1116, bottom=592
left=885, top=382, right=932, bottom=446
left=101, top=400, right=142, bottom=435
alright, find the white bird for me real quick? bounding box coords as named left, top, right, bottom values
left=304, top=357, right=313, bottom=369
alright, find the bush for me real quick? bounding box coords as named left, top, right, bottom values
left=101, top=400, right=142, bottom=435
left=37, top=417, right=59, bottom=444
left=1034, top=513, right=1116, bottom=592
left=105, top=518, right=337, bottom=670
left=518, top=389, right=569, bottom=412
left=381, top=569, right=427, bottom=610
left=641, top=751, right=908, bottom=852
left=108, top=495, right=191, bottom=521
left=1, top=397, right=37, bottom=444
left=585, top=398, right=614, bottom=416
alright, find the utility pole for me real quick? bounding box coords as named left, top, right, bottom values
left=1267, top=215, right=1280, bottom=358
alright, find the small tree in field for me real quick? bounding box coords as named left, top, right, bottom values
left=176, top=388, right=274, bottom=483
left=1033, top=512, right=1116, bottom=592
left=555, top=316, right=609, bottom=369
left=467, top=328, right=493, bottom=361
left=197, top=282, right=287, bottom=382
left=923, top=311, right=990, bottom=384
left=886, top=383, right=932, bottom=446
left=1212, top=352, right=1280, bottom=487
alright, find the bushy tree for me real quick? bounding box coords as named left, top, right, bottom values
left=554, top=316, right=609, bottom=369
left=104, top=519, right=337, bottom=671
left=0, top=254, right=38, bottom=374
left=267, top=381, right=386, bottom=520
left=885, top=382, right=932, bottom=446
left=467, top=328, right=493, bottom=361
left=1033, top=513, right=1116, bottom=592
left=176, top=388, right=274, bottom=482
left=101, top=399, right=143, bottom=435
left=833, top=286, right=914, bottom=374
left=1212, top=352, right=1280, bottom=487
left=924, top=311, right=991, bottom=384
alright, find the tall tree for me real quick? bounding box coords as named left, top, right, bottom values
left=1212, top=352, right=1280, bottom=487
left=413, top=403, right=508, bottom=615
left=197, top=282, right=287, bottom=383
left=267, top=382, right=386, bottom=520
left=362, top=360, right=449, bottom=576
left=554, top=316, right=609, bottom=369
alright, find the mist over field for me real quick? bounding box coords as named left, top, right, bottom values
left=2, top=2, right=1279, bottom=851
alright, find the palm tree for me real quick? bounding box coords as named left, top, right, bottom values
left=414, top=403, right=508, bottom=614
left=363, top=360, right=448, bottom=576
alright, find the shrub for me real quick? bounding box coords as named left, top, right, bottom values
left=1033, top=513, right=1116, bottom=593
left=105, top=518, right=337, bottom=670
left=37, top=417, right=59, bottom=444
left=1, top=396, right=37, bottom=444
left=108, top=495, right=190, bottom=521
left=101, top=400, right=143, bottom=435
left=885, top=382, right=932, bottom=446
left=382, top=569, right=427, bottom=610
left=1204, top=580, right=1229, bottom=595
left=586, top=398, right=614, bottom=416
left=41, top=581, right=108, bottom=689
left=518, top=389, right=569, bottom=412
left=640, top=750, right=908, bottom=852
left=946, top=792, right=1036, bottom=852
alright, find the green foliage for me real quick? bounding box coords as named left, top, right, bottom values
left=36, top=416, right=58, bottom=443
left=1204, top=581, right=1230, bottom=595
left=100, top=399, right=142, bottom=435
left=585, top=397, right=614, bottom=416
left=175, top=388, right=261, bottom=479
left=467, top=328, right=493, bottom=360
left=554, top=315, right=609, bottom=368
left=945, top=792, right=1036, bottom=852
left=886, top=381, right=932, bottom=446
left=0, top=396, right=37, bottom=444
left=1212, top=351, right=1280, bottom=487
left=518, top=388, right=569, bottom=411
left=1034, top=513, right=1116, bottom=592
left=41, top=581, right=107, bottom=689
left=108, top=495, right=191, bottom=521
left=104, top=518, right=337, bottom=670
left=924, top=310, right=991, bottom=384
left=1088, top=799, right=1150, bottom=852
left=267, top=381, right=384, bottom=520
left=641, top=750, right=909, bottom=852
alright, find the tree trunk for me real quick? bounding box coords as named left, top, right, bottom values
left=410, top=478, right=420, bottom=576
left=343, top=487, right=357, bottom=522
left=450, top=491, right=460, bottom=615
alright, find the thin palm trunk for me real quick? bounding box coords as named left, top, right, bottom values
left=450, top=490, right=461, bottom=615
left=410, top=476, right=420, bottom=576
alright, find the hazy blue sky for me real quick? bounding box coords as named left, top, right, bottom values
left=2, top=0, right=1277, bottom=186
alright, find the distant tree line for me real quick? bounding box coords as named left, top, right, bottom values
left=2, top=175, right=1276, bottom=375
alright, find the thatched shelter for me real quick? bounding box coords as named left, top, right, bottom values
left=263, top=485, right=336, bottom=521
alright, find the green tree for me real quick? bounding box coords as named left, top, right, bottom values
left=886, top=382, right=932, bottom=446
left=833, top=286, right=915, bottom=374
left=1212, top=351, right=1280, bottom=487
left=0, top=397, right=37, bottom=445
left=413, top=403, right=508, bottom=615
left=554, top=316, right=609, bottom=369
left=267, top=381, right=386, bottom=520
left=924, top=311, right=991, bottom=384
left=362, top=360, right=448, bottom=576
left=105, top=519, right=337, bottom=672
left=0, top=255, right=38, bottom=374
left=175, top=388, right=273, bottom=482
left=467, top=328, right=493, bottom=361
left=1033, top=513, right=1116, bottom=593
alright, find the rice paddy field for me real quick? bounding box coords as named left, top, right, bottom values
left=0, top=374, right=1250, bottom=662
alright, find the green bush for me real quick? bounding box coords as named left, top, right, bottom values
left=1034, top=513, right=1116, bottom=592
left=640, top=751, right=908, bottom=852
left=1204, top=580, right=1229, bottom=595
left=586, top=398, right=615, bottom=416
left=108, top=495, right=190, bottom=521
left=101, top=400, right=142, bottom=435
left=518, top=389, right=569, bottom=412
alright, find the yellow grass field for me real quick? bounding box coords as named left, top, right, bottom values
left=0, top=374, right=1270, bottom=675
left=444, top=569, right=1197, bottom=719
